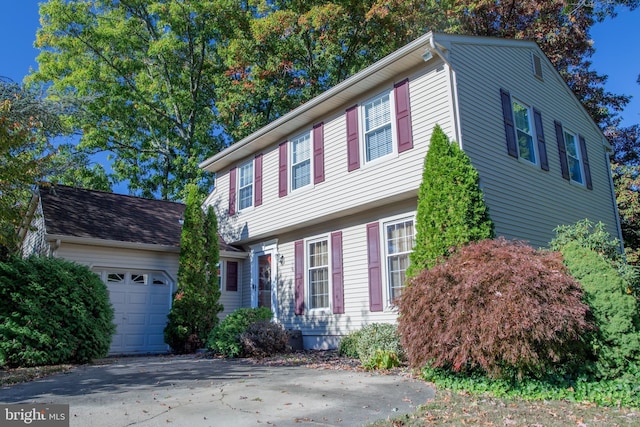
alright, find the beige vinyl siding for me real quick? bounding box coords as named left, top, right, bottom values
left=271, top=200, right=416, bottom=347
left=54, top=243, right=179, bottom=283
left=449, top=42, right=618, bottom=248
left=212, top=60, right=455, bottom=246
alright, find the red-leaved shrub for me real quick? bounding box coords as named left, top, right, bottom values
left=398, top=238, right=594, bottom=379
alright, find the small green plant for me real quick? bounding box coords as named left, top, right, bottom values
left=363, top=349, right=401, bottom=370
left=240, top=320, right=290, bottom=357
left=355, top=323, right=404, bottom=369
left=207, top=307, right=273, bottom=357
left=338, top=330, right=363, bottom=358
left=0, top=256, right=115, bottom=367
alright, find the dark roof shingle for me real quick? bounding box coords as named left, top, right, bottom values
left=39, top=185, right=185, bottom=247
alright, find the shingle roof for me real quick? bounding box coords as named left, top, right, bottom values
left=39, top=185, right=185, bottom=247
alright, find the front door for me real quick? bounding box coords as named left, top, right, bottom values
left=257, top=253, right=272, bottom=309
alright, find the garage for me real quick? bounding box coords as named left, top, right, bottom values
left=94, top=269, right=174, bottom=354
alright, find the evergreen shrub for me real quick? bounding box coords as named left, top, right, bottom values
left=398, top=238, right=594, bottom=379
left=239, top=320, right=290, bottom=357
left=338, top=330, right=363, bottom=358
left=355, top=323, right=404, bottom=370
left=407, top=124, right=493, bottom=277
left=207, top=307, right=273, bottom=357
left=560, top=241, right=640, bottom=379
left=0, top=256, right=115, bottom=367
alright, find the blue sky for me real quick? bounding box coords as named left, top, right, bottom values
left=1, top=1, right=639, bottom=187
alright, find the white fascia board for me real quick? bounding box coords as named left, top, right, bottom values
left=46, top=234, right=180, bottom=253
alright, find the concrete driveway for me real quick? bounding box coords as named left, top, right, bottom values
left=0, top=355, right=435, bottom=427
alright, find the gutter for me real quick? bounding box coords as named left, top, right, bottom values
left=45, top=234, right=180, bottom=253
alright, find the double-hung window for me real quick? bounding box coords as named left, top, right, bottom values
left=238, top=160, right=253, bottom=210
left=363, top=93, right=393, bottom=162
left=291, top=133, right=311, bottom=190
left=563, top=129, right=583, bottom=184
left=308, top=238, right=330, bottom=310
left=512, top=99, right=536, bottom=164
left=385, top=219, right=414, bottom=302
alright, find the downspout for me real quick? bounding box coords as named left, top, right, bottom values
left=426, top=37, right=464, bottom=149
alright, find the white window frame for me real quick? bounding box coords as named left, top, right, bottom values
left=511, top=98, right=537, bottom=165
left=306, top=236, right=331, bottom=311
left=360, top=89, right=397, bottom=165
left=237, top=160, right=254, bottom=210
left=563, top=128, right=584, bottom=185
left=290, top=131, right=312, bottom=191
left=383, top=216, right=415, bottom=306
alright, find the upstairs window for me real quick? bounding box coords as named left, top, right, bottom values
left=363, top=93, right=393, bottom=162
left=291, top=133, right=311, bottom=190
left=512, top=99, right=536, bottom=164
left=238, top=160, right=253, bottom=210
left=563, top=129, right=583, bottom=184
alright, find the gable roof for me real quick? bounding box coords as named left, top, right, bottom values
left=39, top=185, right=185, bottom=248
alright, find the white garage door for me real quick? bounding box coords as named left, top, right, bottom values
left=94, top=269, right=173, bottom=354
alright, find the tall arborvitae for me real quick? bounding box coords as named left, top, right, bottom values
left=164, top=184, right=223, bottom=353
left=407, top=125, right=494, bottom=277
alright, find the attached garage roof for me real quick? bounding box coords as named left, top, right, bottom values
left=39, top=185, right=185, bottom=248
left=38, top=185, right=244, bottom=254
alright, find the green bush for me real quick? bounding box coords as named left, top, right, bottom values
left=206, top=307, right=273, bottom=357
left=0, top=256, right=115, bottom=367
left=338, top=330, right=363, bottom=358
left=398, top=238, right=594, bottom=379
left=239, top=320, right=290, bottom=357
left=355, top=323, right=404, bottom=370
left=560, top=241, right=640, bottom=379
left=550, top=219, right=639, bottom=294
left=407, top=124, right=494, bottom=276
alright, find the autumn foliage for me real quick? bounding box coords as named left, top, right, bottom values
left=398, top=238, right=594, bottom=379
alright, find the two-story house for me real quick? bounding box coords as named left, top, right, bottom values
left=200, top=32, right=622, bottom=349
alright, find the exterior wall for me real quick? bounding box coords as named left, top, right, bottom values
left=271, top=200, right=416, bottom=348
left=449, top=41, right=620, bottom=248
left=218, top=258, right=244, bottom=318
left=54, top=243, right=180, bottom=285
left=210, top=59, right=455, bottom=246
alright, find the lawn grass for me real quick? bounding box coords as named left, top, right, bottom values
left=368, top=388, right=640, bottom=426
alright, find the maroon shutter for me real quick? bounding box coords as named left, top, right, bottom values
left=254, top=154, right=263, bottom=206
left=394, top=79, right=413, bottom=153
left=331, top=231, right=344, bottom=314
left=346, top=105, right=360, bottom=171
left=366, top=222, right=383, bottom=312
left=533, top=108, right=549, bottom=171
left=579, top=135, right=593, bottom=190
left=500, top=88, right=518, bottom=158
left=554, top=120, right=570, bottom=180
left=278, top=141, right=288, bottom=197
left=313, top=122, right=325, bottom=184
left=294, top=240, right=304, bottom=315
left=228, top=167, right=237, bottom=215
left=226, top=261, right=238, bottom=292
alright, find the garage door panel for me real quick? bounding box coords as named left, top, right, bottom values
left=149, top=313, right=168, bottom=326
left=99, top=269, right=172, bottom=355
